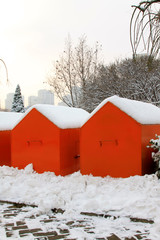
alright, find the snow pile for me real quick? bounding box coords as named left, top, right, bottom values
left=0, top=164, right=160, bottom=221
left=13, top=104, right=89, bottom=129
left=0, top=112, right=23, bottom=130
left=84, top=95, right=160, bottom=125
left=149, top=135, right=160, bottom=149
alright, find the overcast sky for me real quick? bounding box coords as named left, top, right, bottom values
left=0, top=0, right=140, bottom=107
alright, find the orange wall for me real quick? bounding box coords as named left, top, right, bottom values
left=141, top=125, right=160, bottom=175
left=0, top=131, right=11, bottom=167
left=11, top=109, right=60, bottom=174
left=80, top=102, right=142, bottom=178
left=60, top=128, right=80, bottom=176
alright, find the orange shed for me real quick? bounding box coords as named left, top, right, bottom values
left=11, top=104, right=89, bottom=175
left=80, top=96, right=160, bottom=178
left=0, top=112, right=23, bottom=167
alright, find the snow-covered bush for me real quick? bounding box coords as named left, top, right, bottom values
left=148, top=134, right=160, bottom=155
left=148, top=134, right=160, bottom=177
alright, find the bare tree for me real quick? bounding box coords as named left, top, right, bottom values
left=47, top=36, right=101, bottom=109
left=130, top=0, right=160, bottom=62
left=117, top=56, right=160, bottom=104
left=84, top=55, right=160, bottom=112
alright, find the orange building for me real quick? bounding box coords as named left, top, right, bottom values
left=0, top=112, right=23, bottom=167
left=80, top=96, right=160, bottom=178
left=11, top=104, right=89, bottom=175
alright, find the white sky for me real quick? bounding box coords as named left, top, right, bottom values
left=0, top=0, right=140, bottom=108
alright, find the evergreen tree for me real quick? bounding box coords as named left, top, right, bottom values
left=11, top=84, right=25, bottom=113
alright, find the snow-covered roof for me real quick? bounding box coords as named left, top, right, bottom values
left=0, top=112, right=23, bottom=130
left=84, top=96, right=160, bottom=125
left=14, top=104, right=89, bottom=129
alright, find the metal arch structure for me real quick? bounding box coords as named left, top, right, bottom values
left=0, top=59, right=8, bottom=82
left=130, top=0, right=160, bottom=59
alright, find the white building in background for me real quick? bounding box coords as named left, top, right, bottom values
left=28, top=89, right=54, bottom=107
left=28, top=96, right=39, bottom=106
left=5, top=93, right=25, bottom=110
left=38, top=89, right=54, bottom=105
left=5, top=93, right=14, bottom=110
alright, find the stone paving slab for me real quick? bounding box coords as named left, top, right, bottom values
left=0, top=201, right=153, bottom=239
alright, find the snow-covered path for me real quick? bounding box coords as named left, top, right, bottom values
left=0, top=201, right=154, bottom=239
left=0, top=164, right=160, bottom=239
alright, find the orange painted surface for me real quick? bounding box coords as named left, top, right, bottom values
left=141, top=125, right=160, bottom=175
left=60, top=128, right=80, bottom=176
left=12, top=108, right=60, bottom=174
left=0, top=131, right=11, bottom=167
left=80, top=102, right=142, bottom=178
left=11, top=108, right=81, bottom=175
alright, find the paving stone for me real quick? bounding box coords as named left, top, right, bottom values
left=81, top=211, right=116, bottom=220
left=134, top=234, right=144, bottom=239
left=107, top=234, right=121, bottom=240
left=2, top=209, right=13, bottom=213
left=20, top=210, right=28, bottom=213
left=77, top=220, right=85, bottom=223
left=19, top=228, right=43, bottom=235
left=12, top=225, right=28, bottom=230
left=16, top=221, right=26, bottom=226
left=48, top=216, right=56, bottom=219
left=48, top=235, right=69, bottom=240
left=87, top=231, right=95, bottom=234
left=4, top=223, right=14, bottom=227
left=28, top=215, right=36, bottom=219
left=59, top=228, right=70, bottom=234
left=3, top=213, right=17, bottom=218
left=130, top=217, right=154, bottom=224
left=84, top=228, right=93, bottom=233
left=20, top=234, right=31, bottom=238
left=12, top=203, right=29, bottom=208
left=33, top=231, right=58, bottom=237
left=51, top=208, right=65, bottom=214
left=6, top=231, right=14, bottom=237
left=34, top=237, right=48, bottom=240
left=40, top=219, right=55, bottom=223
left=125, top=237, right=136, bottom=240
left=64, top=239, right=77, bottom=240
left=7, top=210, right=21, bottom=214
left=72, top=224, right=86, bottom=228
left=66, top=221, right=75, bottom=225
left=96, top=238, right=106, bottom=240
left=7, top=206, right=18, bottom=209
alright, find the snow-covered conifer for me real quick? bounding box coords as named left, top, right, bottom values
left=11, top=84, right=25, bottom=113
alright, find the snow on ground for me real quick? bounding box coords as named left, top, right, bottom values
left=0, top=202, right=155, bottom=240
left=0, top=164, right=160, bottom=219
left=1, top=164, right=160, bottom=239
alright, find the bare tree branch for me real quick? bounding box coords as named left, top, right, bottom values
left=47, top=36, right=102, bottom=109
left=130, top=0, right=160, bottom=60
